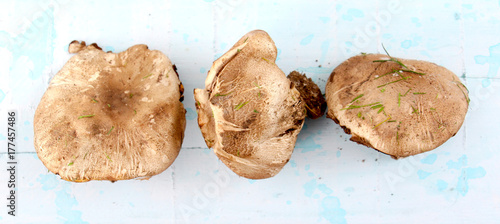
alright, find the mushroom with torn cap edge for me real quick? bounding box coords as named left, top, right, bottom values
left=194, top=30, right=324, bottom=179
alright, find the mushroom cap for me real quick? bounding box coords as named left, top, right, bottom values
left=34, top=42, right=186, bottom=182
left=325, top=54, right=469, bottom=158
left=194, top=30, right=306, bottom=179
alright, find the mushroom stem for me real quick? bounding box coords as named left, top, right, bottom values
left=287, top=71, right=326, bottom=119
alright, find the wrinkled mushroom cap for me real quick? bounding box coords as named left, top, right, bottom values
left=326, top=54, right=469, bottom=158
left=194, top=30, right=306, bottom=179
left=34, top=41, right=186, bottom=182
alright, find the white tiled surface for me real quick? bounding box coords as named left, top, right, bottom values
left=0, top=1, right=499, bottom=223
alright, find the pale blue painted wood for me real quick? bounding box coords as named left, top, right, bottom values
left=0, top=0, right=499, bottom=223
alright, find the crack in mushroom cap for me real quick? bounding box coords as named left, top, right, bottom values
left=325, top=54, right=469, bottom=158
left=34, top=41, right=186, bottom=182
left=194, top=30, right=306, bottom=179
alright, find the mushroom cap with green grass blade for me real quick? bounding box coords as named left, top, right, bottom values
left=325, top=53, right=469, bottom=158
left=34, top=41, right=186, bottom=182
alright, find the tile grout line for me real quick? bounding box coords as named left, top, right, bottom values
left=0, top=147, right=213, bottom=155
left=0, top=145, right=335, bottom=155
left=459, top=0, right=468, bottom=152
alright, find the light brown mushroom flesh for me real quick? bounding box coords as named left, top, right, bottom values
left=325, top=53, right=469, bottom=158
left=194, top=30, right=322, bottom=179
left=34, top=41, right=186, bottom=182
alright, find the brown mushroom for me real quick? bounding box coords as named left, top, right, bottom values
left=34, top=41, right=186, bottom=182
left=287, top=71, right=326, bottom=119
left=194, top=30, right=323, bottom=179
left=325, top=53, right=469, bottom=158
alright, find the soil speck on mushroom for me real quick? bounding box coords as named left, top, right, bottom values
left=325, top=51, right=469, bottom=158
